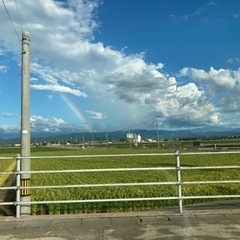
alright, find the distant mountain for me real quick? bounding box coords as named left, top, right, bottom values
left=1, top=127, right=240, bottom=145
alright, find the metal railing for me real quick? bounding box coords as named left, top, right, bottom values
left=0, top=151, right=240, bottom=218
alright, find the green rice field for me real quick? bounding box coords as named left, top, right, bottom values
left=0, top=146, right=239, bottom=215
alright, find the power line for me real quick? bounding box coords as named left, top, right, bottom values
left=14, top=0, right=23, bottom=33
left=1, top=0, right=21, bottom=44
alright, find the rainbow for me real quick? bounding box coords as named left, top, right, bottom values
left=59, top=93, right=93, bottom=132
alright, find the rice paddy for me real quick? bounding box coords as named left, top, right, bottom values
left=0, top=145, right=239, bottom=215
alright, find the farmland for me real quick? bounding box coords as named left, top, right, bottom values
left=0, top=144, right=240, bottom=215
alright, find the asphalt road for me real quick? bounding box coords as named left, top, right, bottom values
left=0, top=200, right=239, bottom=240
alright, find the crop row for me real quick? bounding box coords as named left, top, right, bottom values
left=1, top=147, right=239, bottom=215
left=29, top=152, right=240, bottom=215
left=0, top=159, right=16, bottom=186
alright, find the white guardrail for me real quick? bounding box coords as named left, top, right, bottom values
left=0, top=151, right=240, bottom=218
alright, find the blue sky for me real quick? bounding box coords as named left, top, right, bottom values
left=0, top=0, right=240, bottom=137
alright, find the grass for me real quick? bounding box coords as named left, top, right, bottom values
left=0, top=146, right=239, bottom=215
left=0, top=149, right=16, bottom=186
left=0, top=150, right=17, bottom=216
left=0, top=161, right=16, bottom=186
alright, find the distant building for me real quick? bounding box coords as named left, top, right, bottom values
left=127, top=133, right=141, bottom=143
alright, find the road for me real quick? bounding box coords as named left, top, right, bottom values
left=0, top=200, right=239, bottom=239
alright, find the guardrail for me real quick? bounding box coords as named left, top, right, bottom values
left=0, top=151, right=240, bottom=218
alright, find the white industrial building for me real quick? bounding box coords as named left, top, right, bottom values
left=127, top=133, right=141, bottom=143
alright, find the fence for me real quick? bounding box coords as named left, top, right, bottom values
left=0, top=151, right=240, bottom=218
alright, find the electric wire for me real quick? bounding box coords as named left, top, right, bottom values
left=1, top=0, right=21, bottom=44
left=14, top=0, right=23, bottom=33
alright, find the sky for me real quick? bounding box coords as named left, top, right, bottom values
left=0, top=0, right=240, bottom=137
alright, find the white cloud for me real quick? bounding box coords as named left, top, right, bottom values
left=179, top=67, right=240, bottom=117
left=30, top=62, right=88, bottom=96
left=1, top=112, right=18, bottom=117
left=86, top=110, right=106, bottom=120
left=180, top=67, right=209, bottom=80
left=227, top=58, right=240, bottom=64
left=180, top=67, right=240, bottom=93
left=0, top=48, right=9, bottom=56
left=0, top=124, right=19, bottom=133
left=42, top=127, right=50, bottom=132
left=154, top=81, right=221, bottom=127
left=0, top=65, right=7, bottom=73
left=0, top=0, right=238, bottom=132
left=31, top=115, right=68, bottom=132
left=31, top=83, right=87, bottom=97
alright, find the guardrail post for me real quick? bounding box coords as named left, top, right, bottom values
left=16, top=154, right=21, bottom=218
left=175, top=151, right=183, bottom=213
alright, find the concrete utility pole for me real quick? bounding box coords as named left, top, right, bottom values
left=20, top=31, right=31, bottom=216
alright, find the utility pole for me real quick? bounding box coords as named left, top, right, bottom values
left=91, top=133, right=93, bottom=148
left=187, top=116, right=191, bottom=139
left=20, top=32, right=31, bottom=216
left=105, top=132, right=108, bottom=148
left=156, top=118, right=160, bottom=149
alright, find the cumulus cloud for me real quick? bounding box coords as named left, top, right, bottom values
left=179, top=67, right=240, bottom=115
left=86, top=110, right=106, bottom=120
left=0, top=0, right=238, bottom=133
left=30, top=115, right=88, bottom=133
left=31, top=115, right=68, bottom=132
left=179, top=67, right=240, bottom=94
left=153, top=80, right=221, bottom=127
